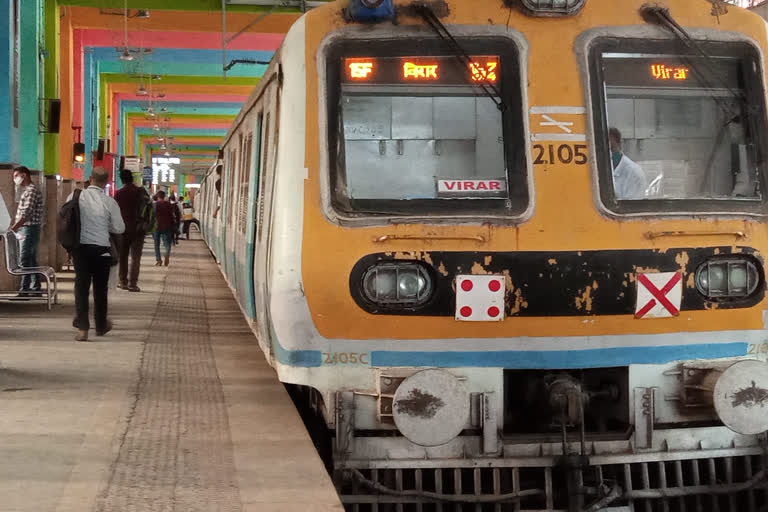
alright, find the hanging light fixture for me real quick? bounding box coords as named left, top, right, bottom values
left=119, top=0, right=133, bottom=61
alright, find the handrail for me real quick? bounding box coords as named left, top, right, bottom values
left=372, top=234, right=487, bottom=243
left=644, top=230, right=747, bottom=240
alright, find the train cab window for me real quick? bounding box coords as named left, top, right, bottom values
left=327, top=39, right=528, bottom=218
left=589, top=39, right=768, bottom=215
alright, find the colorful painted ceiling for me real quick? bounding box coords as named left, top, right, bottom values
left=56, top=1, right=324, bottom=182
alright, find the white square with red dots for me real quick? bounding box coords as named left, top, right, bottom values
left=455, top=274, right=505, bottom=322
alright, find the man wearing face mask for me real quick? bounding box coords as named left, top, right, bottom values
left=10, top=166, right=44, bottom=297
left=609, top=127, right=648, bottom=200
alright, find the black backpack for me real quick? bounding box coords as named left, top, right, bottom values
left=58, top=189, right=82, bottom=251
left=136, top=189, right=154, bottom=233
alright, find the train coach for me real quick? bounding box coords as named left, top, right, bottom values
left=199, top=0, right=768, bottom=509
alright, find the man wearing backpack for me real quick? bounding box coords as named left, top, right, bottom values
left=114, top=168, right=151, bottom=292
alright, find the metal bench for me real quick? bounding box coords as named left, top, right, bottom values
left=1, top=230, right=57, bottom=310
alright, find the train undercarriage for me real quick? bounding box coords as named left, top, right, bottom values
left=289, top=361, right=768, bottom=511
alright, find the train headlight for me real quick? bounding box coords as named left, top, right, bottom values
left=695, top=258, right=761, bottom=299
left=362, top=263, right=433, bottom=305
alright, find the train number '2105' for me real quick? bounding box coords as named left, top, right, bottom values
left=533, top=143, right=588, bottom=165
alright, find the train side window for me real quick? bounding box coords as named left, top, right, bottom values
left=589, top=38, right=768, bottom=215
left=326, top=38, right=528, bottom=219
left=237, top=133, right=253, bottom=233
left=227, top=148, right=238, bottom=225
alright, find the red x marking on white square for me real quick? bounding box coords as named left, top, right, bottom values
left=635, top=272, right=682, bottom=319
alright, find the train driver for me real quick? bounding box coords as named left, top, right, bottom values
left=609, top=127, right=648, bottom=200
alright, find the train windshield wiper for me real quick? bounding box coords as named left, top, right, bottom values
left=641, top=5, right=751, bottom=189
left=640, top=5, right=746, bottom=107
left=414, top=5, right=506, bottom=112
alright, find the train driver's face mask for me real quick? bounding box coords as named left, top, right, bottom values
left=611, top=150, right=622, bottom=168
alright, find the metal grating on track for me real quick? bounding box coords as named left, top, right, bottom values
left=338, top=451, right=768, bottom=512
left=95, top=249, right=243, bottom=512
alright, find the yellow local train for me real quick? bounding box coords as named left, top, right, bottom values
left=197, top=0, right=768, bottom=509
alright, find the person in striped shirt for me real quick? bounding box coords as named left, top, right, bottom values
left=10, top=166, right=43, bottom=296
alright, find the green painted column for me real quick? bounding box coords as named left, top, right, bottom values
left=42, top=0, right=58, bottom=175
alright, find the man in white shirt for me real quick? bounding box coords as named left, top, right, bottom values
left=609, top=127, right=648, bottom=200
left=68, top=167, right=125, bottom=341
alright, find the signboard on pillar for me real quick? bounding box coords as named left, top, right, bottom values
left=123, top=156, right=141, bottom=187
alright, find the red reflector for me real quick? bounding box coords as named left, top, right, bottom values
left=488, top=280, right=501, bottom=292
left=460, top=306, right=473, bottom=317
left=461, top=280, right=473, bottom=292
left=487, top=306, right=500, bottom=317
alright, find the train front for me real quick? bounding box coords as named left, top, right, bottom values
left=289, top=0, right=768, bottom=508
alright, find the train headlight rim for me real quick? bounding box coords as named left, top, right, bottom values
left=362, top=262, right=434, bottom=306
left=694, top=257, right=761, bottom=300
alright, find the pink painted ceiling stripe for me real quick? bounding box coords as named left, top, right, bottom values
left=73, top=29, right=84, bottom=127
left=77, top=28, right=284, bottom=51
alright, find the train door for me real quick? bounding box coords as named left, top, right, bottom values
left=234, top=129, right=254, bottom=313
left=244, top=114, right=263, bottom=319
left=253, top=82, right=279, bottom=356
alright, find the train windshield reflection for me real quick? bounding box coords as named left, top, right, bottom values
left=598, top=50, right=765, bottom=205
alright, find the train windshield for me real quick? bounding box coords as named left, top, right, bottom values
left=591, top=40, right=768, bottom=214
left=328, top=41, right=528, bottom=218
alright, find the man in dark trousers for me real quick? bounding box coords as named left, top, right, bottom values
left=114, top=168, right=150, bottom=292
left=69, top=167, right=125, bottom=341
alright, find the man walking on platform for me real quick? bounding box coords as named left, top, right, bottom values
left=115, top=169, right=150, bottom=292
left=153, top=190, right=177, bottom=267
left=10, top=166, right=43, bottom=297
left=69, top=167, right=125, bottom=342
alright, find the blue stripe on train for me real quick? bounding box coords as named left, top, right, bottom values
left=271, top=341, right=748, bottom=368
left=273, top=333, right=323, bottom=367
left=369, top=342, right=748, bottom=369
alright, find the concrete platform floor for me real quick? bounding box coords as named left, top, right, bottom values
left=0, top=238, right=343, bottom=512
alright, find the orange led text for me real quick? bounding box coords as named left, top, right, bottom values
left=348, top=61, right=374, bottom=79
left=403, top=62, right=439, bottom=80
left=469, top=60, right=499, bottom=83
left=650, top=64, right=689, bottom=81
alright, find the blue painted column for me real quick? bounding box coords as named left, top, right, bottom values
left=0, top=0, right=19, bottom=165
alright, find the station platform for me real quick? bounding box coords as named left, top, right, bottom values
left=0, top=238, right=343, bottom=512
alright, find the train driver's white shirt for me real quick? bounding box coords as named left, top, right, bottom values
left=612, top=154, right=648, bottom=200
left=67, top=185, right=125, bottom=246
left=0, top=190, right=10, bottom=233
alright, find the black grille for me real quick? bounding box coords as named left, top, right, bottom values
left=337, top=451, right=768, bottom=512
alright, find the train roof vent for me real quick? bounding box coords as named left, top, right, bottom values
left=516, top=0, right=585, bottom=16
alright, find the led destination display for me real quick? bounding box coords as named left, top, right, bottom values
left=343, top=56, right=500, bottom=86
